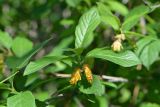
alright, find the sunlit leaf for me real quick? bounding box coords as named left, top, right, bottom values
left=87, top=48, right=141, bottom=67
left=75, top=8, right=100, bottom=49
left=140, top=102, right=160, bottom=107
left=24, top=56, right=65, bottom=75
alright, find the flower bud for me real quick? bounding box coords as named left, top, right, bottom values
left=83, top=64, right=93, bottom=83
left=136, top=64, right=142, bottom=71
left=70, top=68, right=81, bottom=85
left=111, top=39, right=123, bottom=52
left=115, top=34, right=125, bottom=41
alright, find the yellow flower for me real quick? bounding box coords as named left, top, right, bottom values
left=83, top=64, right=93, bottom=83
left=111, top=39, right=123, bottom=52
left=70, top=68, right=81, bottom=85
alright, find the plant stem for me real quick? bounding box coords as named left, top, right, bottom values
left=0, top=71, right=19, bottom=84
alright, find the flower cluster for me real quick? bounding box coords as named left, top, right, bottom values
left=70, top=64, right=93, bottom=85
left=111, top=34, right=126, bottom=52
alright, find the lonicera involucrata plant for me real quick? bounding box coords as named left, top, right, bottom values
left=0, top=0, right=160, bottom=107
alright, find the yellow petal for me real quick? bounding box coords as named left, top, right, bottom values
left=83, top=64, right=93, bottom=83
left=70, top=68, right=81, bottom=85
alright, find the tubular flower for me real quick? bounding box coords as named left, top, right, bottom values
left=70, top=68, right=81, bottom=85
left=111, top=39, right=123, bottom=52
left=83, top=64, right=93, bottom=83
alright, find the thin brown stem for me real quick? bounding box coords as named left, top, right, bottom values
left=52, top=73, right=128, bottom=83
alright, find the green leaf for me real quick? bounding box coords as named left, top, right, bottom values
left=6, top=38, right=52, bottom=69
left=6, top=56, right=24, bottom=69
left=82, top=32, right=94, bottom=48
left=140, top=102, right=160, bottom=107
left=125, top=5, right=149, bottom=20
left=7, top=91, right=36, bottom=107
left=106, top=0, right=128, bottom=16
left=135, top=37, right=160, bottom=69
left=124, top=31, right=146, bottom=38
left=45, top=61, right=66, bottom=73
left=138, top=40, right=160, bottom=69
left=96, top=96, right=109, bottom=107
left=135, top=36, right=156, bottom=56
left=75, top=8, right=100, bottom=49
left=17, top=38, right=52, bottom=69
left=11, top=36, right=33, bottom=57
left=0, top=83, right=10, bottom=90
left=48, top=36, right=73, bottom=56
left=102, top=81, right=117, bottom=89
left=119, top=88, right=131, bottom=103
left=24, top=56, right=65, bottom=75
left=66, top=0, right=81, bottom=7
left=79, top=75, right=105, bottom=96
left=86, top=48, right=141, bottom=67
left=25, top=73, right=38, bottom=87
left=97, top=3, right=120, bottom=30
left=60, top=19, right=74, bottom=26
left=0, top=31, right=12, bottom=49
left=122, top=5, right=150, bottom=31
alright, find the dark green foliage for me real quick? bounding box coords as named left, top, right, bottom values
left=0, top=0, right=160, bottom=107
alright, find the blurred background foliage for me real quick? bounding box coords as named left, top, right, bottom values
left=0, top=0, right=160, bottom=107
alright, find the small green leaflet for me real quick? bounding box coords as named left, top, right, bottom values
left=86, top=48, right=141, bottom=67
left=0, top=31, right=12, bottom=49
left=75, top=7, right=100, bottom=49
left=11, top=36, right=33, bottom=58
